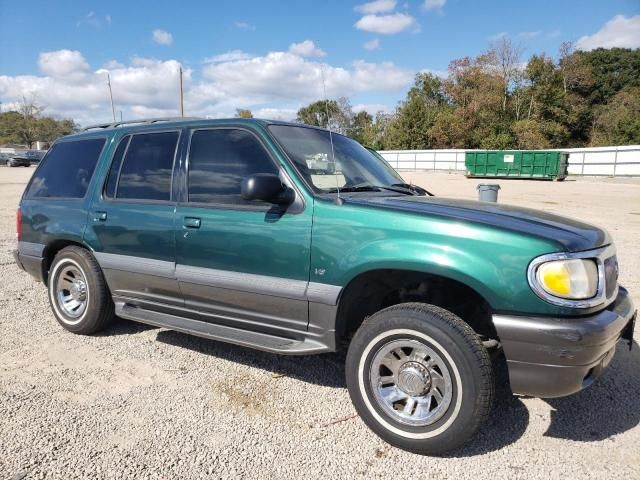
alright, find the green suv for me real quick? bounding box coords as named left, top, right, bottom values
left=14, top=118, right=636, bottom=455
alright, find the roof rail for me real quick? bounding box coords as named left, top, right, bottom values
left=81, top=117, right=201, bottom=132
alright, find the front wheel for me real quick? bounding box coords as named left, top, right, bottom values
left=346, top=303, right=494, bottom=455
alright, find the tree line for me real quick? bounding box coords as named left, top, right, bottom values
left=291, top=43, right=640, bottom=150
left=0, top=95, right=76, bottom=148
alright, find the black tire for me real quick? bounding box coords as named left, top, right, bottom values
left=47, top=246, right=114, bottom=334
left=346, top=302, right=494, bottom=455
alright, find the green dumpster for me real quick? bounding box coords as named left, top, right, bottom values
left=465, top=150, right=568, bottom=181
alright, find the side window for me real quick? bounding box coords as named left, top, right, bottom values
left=25, top=138, right=106, bottom=199
left=116, top=131, right=179, bottom=201
left=104, top=135, right=130, bottom=199
left=188, top=129, right=279, bottom=205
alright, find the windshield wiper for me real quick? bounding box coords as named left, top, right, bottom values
left=325, top=184, right=418, bottom=196
left=391, top=183, right=433, bottom=196
left=324, top=185, right=382, bottom=193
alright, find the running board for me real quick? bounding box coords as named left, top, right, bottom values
left=115, top=302, right=330, bottom=355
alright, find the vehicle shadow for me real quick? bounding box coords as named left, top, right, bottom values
left=543, top=341, right=640, bottom=441
left=96, top=317, right=159, bottom=336
left=445, top=357, right=530, bottom=457
left=154, top=327, right=348, bottom=389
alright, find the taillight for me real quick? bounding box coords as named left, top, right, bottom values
left=16, top=207, right=22, bottom=241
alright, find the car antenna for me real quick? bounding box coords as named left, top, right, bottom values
left=320, top=64, right=342, bottom=206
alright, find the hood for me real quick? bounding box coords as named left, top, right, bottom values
left=346, top=195, right=610, bottom=252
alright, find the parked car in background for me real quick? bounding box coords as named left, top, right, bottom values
left=0, top=152, right=13, bottom=165
left=13, top=117, right=636, bottom=455
left=6, top=150, right=46, bottom=167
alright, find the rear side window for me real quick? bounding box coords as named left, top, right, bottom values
left=25, top=138, right=106, bottom=199
left=188, top=129, right=278, bottom=205
left=104, top=135, right=130, bottom=199
left=116, top=131, right=179, bottom=201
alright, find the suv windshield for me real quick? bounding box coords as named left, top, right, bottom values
left=269, top=125, right=404, bottom=193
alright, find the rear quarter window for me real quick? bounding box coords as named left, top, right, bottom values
left=25, top=138, right=106, bottom=199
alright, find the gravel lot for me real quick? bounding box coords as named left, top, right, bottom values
left=1, top=166, right=639, bottom=479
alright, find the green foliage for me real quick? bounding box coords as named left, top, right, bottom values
left=591, top=86, right=640, bottom=146
left=0, top=111, right=76, bottom=147
left=348, top=111, right=377, bottom=147
left=294, top=47, right=640, bottom=150
left=296, top=100, right=341, bottom=129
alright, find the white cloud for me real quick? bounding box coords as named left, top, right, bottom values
left=38, top=50, right=91, bottom=84
left=420, top=67, right=448, bottom=78
left=252, top=107, right=297, bottom=120
left=364, top=38, right=381, bottom=50
left=77, top=11, right=100, bottom=28
left=152, top=29, right=173, bottom=46
left=102, top=60, right=125, bottom=70
left=234, top=21, right=256, bottom=31
left=488, top=31, right=507, bottom=41
left=576, top=15, right=640, bottom=51
left=288, top=40, right=326, bottom=57
left=204, top=50, right=253, bottom=63
left=423, top=0, right=446, bottom=11
left=202, top=52, right=412, bottom=103
left=355, top=13, right=417, bottom=35
left=0, top=48, right=413, bottom=125
left=352, top=103, right=390, bottom=115
left=355, top=0, right=397, bottom=14
left=105, top=15, right=112, bottom=25
left=518, top=31, right=540, bottom=39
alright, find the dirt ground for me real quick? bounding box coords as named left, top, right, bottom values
left=1, top=166, right=639, bottom=479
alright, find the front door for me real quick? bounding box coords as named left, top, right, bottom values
left=175, top=127, right=312, bottom=336
left=85, top=130, right=182, bottom=307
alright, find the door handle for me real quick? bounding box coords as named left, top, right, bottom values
left=183, top=217, right=201, bottom=229
left=93, top=211, right=107, bottom=222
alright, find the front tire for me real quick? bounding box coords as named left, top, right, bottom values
left=346, top=303, right=494, bottom=455
left=48, top=246, right=114, bottom=334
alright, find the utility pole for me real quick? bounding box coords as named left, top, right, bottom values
left=107, top=73, right=116, bottom=122
left=179, top=66, right=184, bottom=118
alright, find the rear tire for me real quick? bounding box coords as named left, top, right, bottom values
left=346, top=302, right=494, bottom=455
left=47, top=246, right=114, bottom=334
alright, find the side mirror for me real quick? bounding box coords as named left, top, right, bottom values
left=241, top=173, right=294, bottom=205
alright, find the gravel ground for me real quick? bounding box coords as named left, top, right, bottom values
left=1, top=166, right=639, bottom=479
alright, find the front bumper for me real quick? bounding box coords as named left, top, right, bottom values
left=493, top=287, right=636, bottom=398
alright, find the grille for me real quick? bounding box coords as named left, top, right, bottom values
left=604, top=256, right=618, bottom=298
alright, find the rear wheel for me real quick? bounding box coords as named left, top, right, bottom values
left=47, top=246, right=114, bottom=334
left=346, top=303, right=494, bottom=455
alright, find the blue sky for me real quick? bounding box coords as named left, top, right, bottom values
left=0, top=0, right=638, bottom=124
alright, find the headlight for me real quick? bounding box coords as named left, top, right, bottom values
left=535, top=259, right=598, bottom=299
left=528, top=246, right=618, bottom=309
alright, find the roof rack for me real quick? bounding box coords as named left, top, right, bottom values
left=81, top=117, right=201, bottom=132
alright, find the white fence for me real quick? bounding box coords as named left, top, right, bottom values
left=378, top=145, right=640, bottom=176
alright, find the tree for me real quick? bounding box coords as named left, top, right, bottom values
left=348, top=111, right=377, bottom=147
left=558, top=41, right=592, bottom=94
left=16, top=94, right=44, bottom=147
left=0, top=94, right=76, bottom=147
left=296, top=100, right=341, bottom=129
left=590, top=86, right=640, bottom=146
left=489, top=36, right=524, bottom=114
left=512, top=119, right=550, bottom=149
left=234, top=108, right=253, bottom=118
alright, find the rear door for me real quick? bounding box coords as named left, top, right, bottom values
left=85, top=130, right=182, bottom=307
left=174, top=126, right=313, bottom=336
